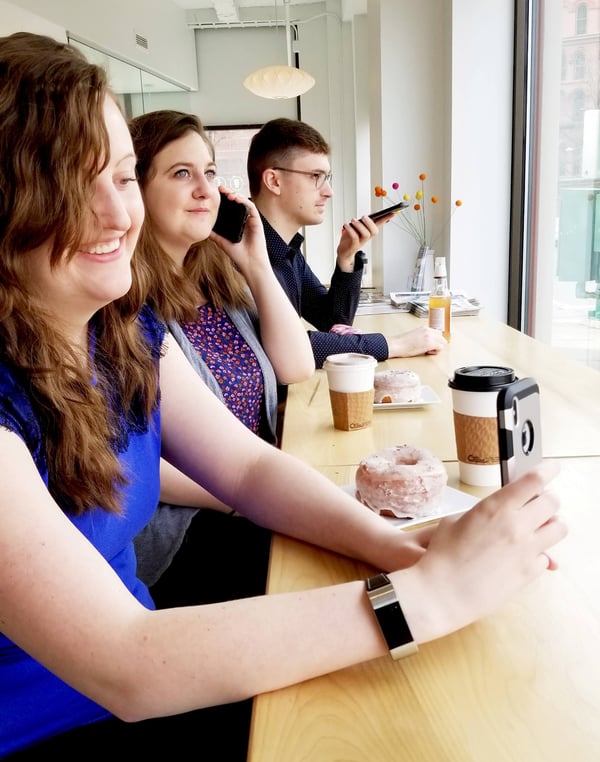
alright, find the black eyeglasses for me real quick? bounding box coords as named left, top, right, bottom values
left=272, top=167, right=333, bottom=190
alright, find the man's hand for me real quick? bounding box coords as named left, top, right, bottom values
left=336, top=214, right=390, bottom=272
left=386, top=326, right=448, bottom=357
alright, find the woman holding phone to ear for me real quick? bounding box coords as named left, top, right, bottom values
left=128, top=110, right=315, bottom=596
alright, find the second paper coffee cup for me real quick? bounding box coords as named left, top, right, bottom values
left=448, top=365, right=516, bottom=486
left=323, top=353, right=377, bottom=431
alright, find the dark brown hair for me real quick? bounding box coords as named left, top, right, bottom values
left=246, top=118, right=330, bottom=198
left=130, top=110, right=251, bottom=323
left=0, top=32, right=159, bottom=515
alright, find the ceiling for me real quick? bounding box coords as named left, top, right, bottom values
left=171, top=1, right=363, bottom=25
left=172, top=1, right=323, bottom=23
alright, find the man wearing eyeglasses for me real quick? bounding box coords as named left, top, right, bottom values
left=247, top=118, right=446, bottom=369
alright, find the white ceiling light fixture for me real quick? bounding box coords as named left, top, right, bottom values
left=243, top=0, right=315, bottom=99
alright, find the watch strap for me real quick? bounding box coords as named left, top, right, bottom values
left=365, top=572, right=418, bottom=660
left=355, top=250, right=368, bottom=269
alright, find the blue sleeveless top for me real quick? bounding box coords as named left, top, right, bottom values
left=0, top=306, right=165, bottom=756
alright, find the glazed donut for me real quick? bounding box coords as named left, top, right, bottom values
left=374, top=370, right=421, bottom=404
left=355, top=445, right=447, bottom=518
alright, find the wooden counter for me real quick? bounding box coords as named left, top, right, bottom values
left=281, top=312, right=600, bottom=465
left=248, top=312, right=600, bottom=762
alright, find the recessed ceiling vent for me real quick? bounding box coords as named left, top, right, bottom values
left=135, top=33, right=149, bottom=50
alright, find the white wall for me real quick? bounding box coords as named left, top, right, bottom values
left=189, top=27, right=298, bottom=125
left=449, top=0, right=513, bottom=321
left=0, top=0, right=65, bottom=39
left=371, top=0, right=452, bottom=296
left=363, top=0, right=512, bottom=322
left=1, top=0, right=197, bottom=88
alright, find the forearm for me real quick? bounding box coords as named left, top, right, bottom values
left=322, top=265, right=363, bottom=326
left=160, top=458, right=232, bottom=512
left=244, top=264, right=315, bottom=383
left=171, top=433, right=411, bottom=570
left=309, top=331, right=389, bottom=368
left=160, top=339, right=410, bottom=569
left=2, top=465, right=389, bottom=723
left=118, top=579, right=387, bottom=718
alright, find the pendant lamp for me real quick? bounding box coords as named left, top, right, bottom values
left=243, top=0, right=315, bottom=99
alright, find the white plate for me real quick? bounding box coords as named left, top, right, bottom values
left=341, top=484, right=478, bottom=529
left=373, top=385, right=441, bottom=410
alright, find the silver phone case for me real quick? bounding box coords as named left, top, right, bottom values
left=497, top=377, right=542, bottom=485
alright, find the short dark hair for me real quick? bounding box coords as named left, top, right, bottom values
left=247, top=118, right=330, bottom=197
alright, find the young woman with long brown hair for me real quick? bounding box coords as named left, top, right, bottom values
left=128, top=110, right=314, bottom=594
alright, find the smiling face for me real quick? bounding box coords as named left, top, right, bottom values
left=140, top=130, right=221, bottom=264
left=25, top=97, right=144, bottom=339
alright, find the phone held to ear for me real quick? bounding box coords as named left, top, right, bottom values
left=497, top=377, right=542, bottom=486
left=212, top=192, right=250, bottom=243
left=368, top=201, right=409, bottom=221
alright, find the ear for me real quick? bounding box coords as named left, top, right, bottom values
left=262, top=168, right=282, bottom=195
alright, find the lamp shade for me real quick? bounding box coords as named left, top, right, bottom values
left=243, top=65, right=315, bottom=99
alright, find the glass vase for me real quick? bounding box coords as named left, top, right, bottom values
left=409, top=245, right=434, bottom=291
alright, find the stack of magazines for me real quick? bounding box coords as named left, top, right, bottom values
left=389, top=291, right=482, bottom=317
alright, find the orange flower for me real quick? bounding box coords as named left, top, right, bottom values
left=373, top=173, right=462, bottom=247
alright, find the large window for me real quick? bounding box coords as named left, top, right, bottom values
left=514, top=0, right=600, bottom=371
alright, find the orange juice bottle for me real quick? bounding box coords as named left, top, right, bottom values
left=428, top=256, right=451, bottom=341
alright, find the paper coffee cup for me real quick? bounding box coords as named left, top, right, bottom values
left=448, top=365, right=516, bottom=486
left=323, top=353, right=377, bottom=431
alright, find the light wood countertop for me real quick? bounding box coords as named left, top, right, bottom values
left=248, top=313, right=600, bottom=762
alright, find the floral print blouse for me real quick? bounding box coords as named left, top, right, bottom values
left=182, top=303, right=264, bottom=434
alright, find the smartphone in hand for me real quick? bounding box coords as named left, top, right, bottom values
left=497, top=377, right=542, bottom=485
left=212, top=192, right=250, bottom=243
left=368, top=201, right=409, bottom=221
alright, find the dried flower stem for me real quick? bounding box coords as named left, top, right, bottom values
left=374, top=174, right=462, bottom=249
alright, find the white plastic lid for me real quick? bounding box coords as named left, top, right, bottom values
left=433, top=257, right=447, bottom=277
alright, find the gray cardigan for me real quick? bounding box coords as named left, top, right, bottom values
left=134, top=305, right=279, bottom=587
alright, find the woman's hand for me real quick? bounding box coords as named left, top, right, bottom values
left=393, top=461, right=567, bottom=643
left=209, top=187, right=272, bottom=280
left=207, top=186, right=314, bottom=383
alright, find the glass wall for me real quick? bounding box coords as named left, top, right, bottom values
left=522, top=1, right=600, bottom=371
left=68, top=37, right=191, bottom=119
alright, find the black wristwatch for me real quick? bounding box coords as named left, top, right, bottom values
left=365, top=573, right=418, bottom=660
left=355, top=250, right=368, bottom=269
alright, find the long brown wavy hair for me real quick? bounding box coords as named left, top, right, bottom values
left=0, top=32, right=159, bottom=515
left=129, top=110, right=252, bottom=323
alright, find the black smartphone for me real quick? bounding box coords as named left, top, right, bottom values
left=212, top=192, right=250, bottom=243
left=368, top=201, right=409, bottom=221
left=497, top=377, right=542, bottom=485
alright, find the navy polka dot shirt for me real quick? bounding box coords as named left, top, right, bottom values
left=261, top=215, right=389, bottom=368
